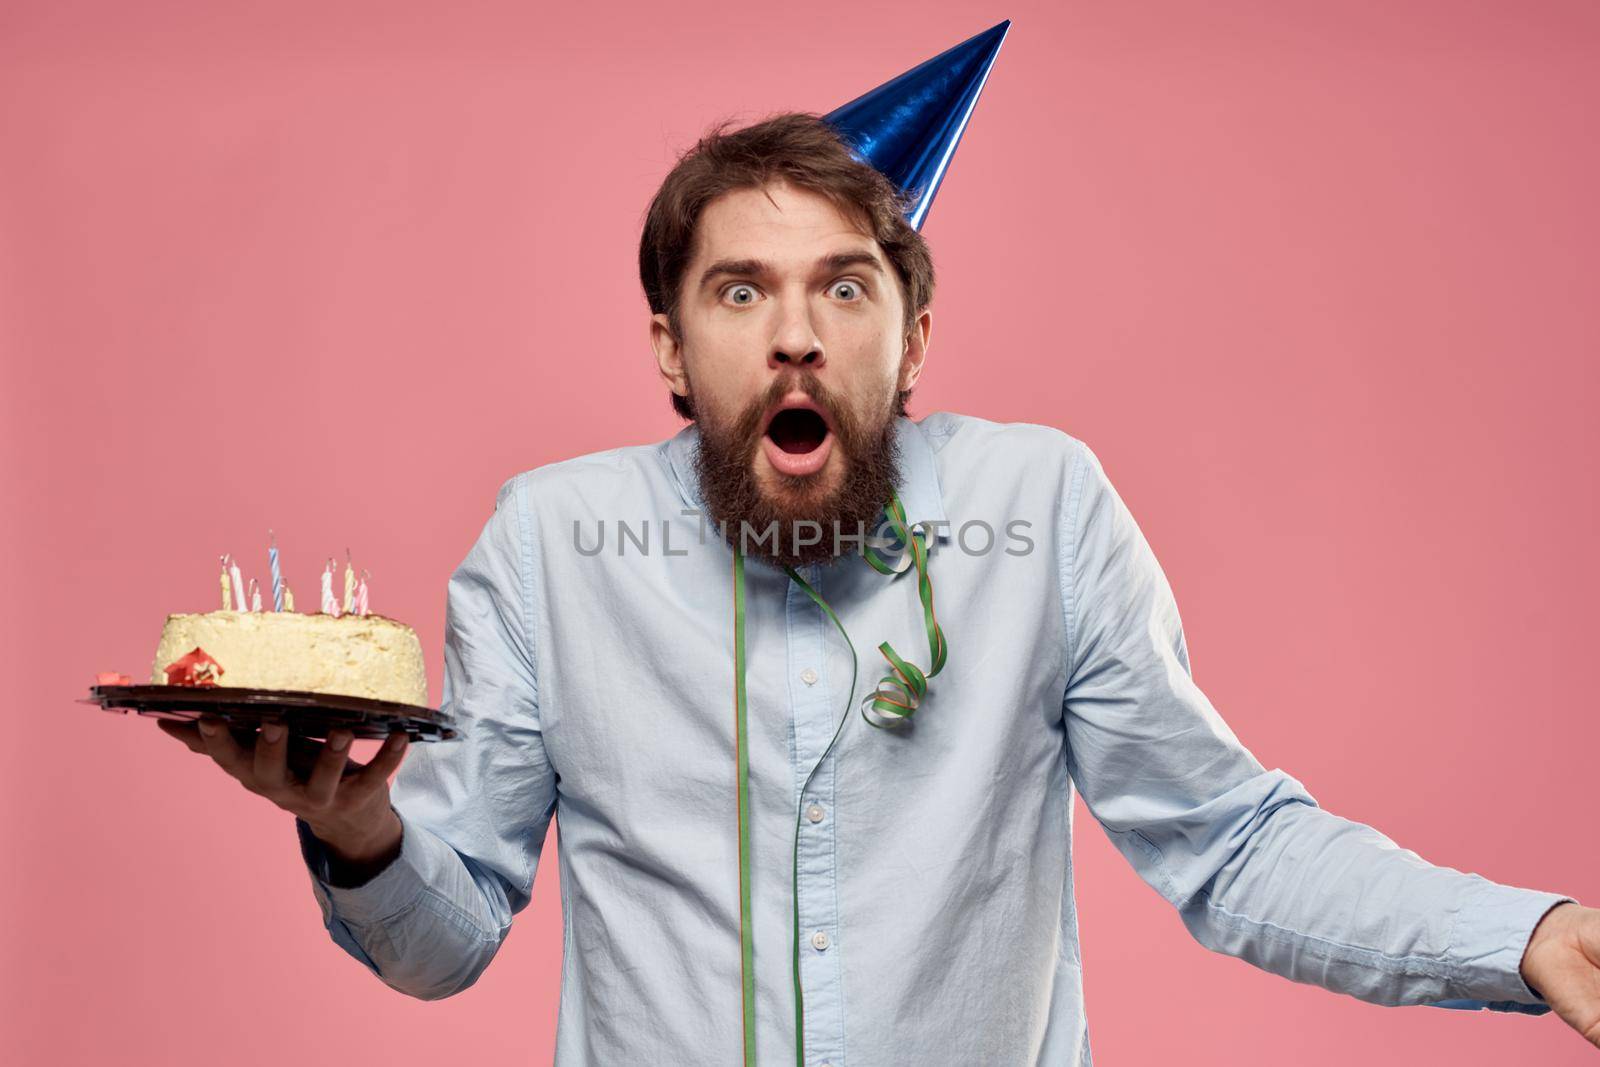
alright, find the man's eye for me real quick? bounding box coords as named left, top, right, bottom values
left=830, top=280, right=864, bottom=301
left=724, top=284, right=759, bottom=306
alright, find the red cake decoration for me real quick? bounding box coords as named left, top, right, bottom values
left=164, top=647, right=225, bottom=687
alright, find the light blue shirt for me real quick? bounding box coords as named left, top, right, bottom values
left=297, top=412, right=1575, bottom=1065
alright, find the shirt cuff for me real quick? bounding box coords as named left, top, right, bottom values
left=296, top=809, right=430, bottom=927
left=1442, top=875, right=1577, bottom=1012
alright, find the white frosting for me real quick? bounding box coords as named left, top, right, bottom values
left=152, top=610, right=428, bottom=706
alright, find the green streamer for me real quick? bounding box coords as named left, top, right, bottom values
left=731, top=490, right=948, bottom=1065
left=731, top=546, right=757, bottom=1062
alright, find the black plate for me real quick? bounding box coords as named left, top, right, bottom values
left=82, top=684, right=459, bottom=742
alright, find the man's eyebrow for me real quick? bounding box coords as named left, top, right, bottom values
left=697, top=249, right=887, bottom=292
left=817, top=250, right=887, bottom=276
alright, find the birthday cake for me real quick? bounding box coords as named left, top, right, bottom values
left=151, top=610, right=429, bottom=706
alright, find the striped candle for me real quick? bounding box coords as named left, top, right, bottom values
left=355, top=569, right=369, bottom=616
left=220, top=554, right=232, bottom=610
left=321, top=559, right=340, bottom=617
left=342, top=551, right=356, bottom=614
left=268, top=530, right=284, bottom=612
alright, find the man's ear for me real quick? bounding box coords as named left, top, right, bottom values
left=899, top=305, right=933, bottom=392
left=650, top=312, right=691, bottom=402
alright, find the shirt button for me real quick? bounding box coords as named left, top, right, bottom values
left=806, top=803, right=825, bottom=824
left=800, top=667, right=819, bottom=685
left=811, top=930, right=830, bottom=951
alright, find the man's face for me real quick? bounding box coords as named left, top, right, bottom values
left=650, top=180, right=932, bottom=569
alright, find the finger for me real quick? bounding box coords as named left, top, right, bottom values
left=156, top=718, right=207, bottom=754
left=304, top=729, right=353, bottom=807
left=252, top=721, right=290, bottom=793
left=352, top=730, right=410, bottom=789
left=196, top=715, right=253, bottom=781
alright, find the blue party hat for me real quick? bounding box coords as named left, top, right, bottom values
left=822, top=20, right=1011, bottom=231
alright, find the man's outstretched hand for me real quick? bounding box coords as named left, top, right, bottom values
left=1521, top=901, right=1600, bottom=1049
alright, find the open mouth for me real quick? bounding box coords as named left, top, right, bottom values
left=760, top=396, right=836, bottom=477
left=766, top=406, right=830, bottom=454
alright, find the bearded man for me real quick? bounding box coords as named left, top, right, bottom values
left=161, top=25, right=1599, bottom=1066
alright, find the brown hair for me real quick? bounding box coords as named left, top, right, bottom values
left=639, top=112, right=936, bottom=421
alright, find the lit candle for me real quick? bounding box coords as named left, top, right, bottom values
left=284, top=583, right=296, bottom=612
left=342, top=549, right=357, bottom=614
left=229, top=556, right=246, bottom=612
left=249, top=578, right=262, bottom=612
left=356, top=569, right=370, bottom=616
left=220, top=554, right=232, bottom=610
left=268, top=530, right=284, bottom=612
left=321, top=558, right=340, bottom=617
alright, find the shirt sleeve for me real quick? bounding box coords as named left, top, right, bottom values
left=297, top=472, right=559, bottom=1000
left=1059, top=439, right=1577, bottom=1013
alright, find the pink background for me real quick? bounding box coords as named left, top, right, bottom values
left=3, top=1, right=1595, bottom=1063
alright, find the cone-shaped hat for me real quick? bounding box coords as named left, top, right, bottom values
left=822, top=20, right=1011, bottom=231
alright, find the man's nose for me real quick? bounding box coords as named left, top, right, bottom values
left=768, top=298, right=825, bottom=370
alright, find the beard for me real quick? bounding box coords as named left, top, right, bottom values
left=690, top=371, right=901, bottom=572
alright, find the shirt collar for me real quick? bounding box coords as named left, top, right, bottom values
left=664, top=415, right=950, bottom=542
